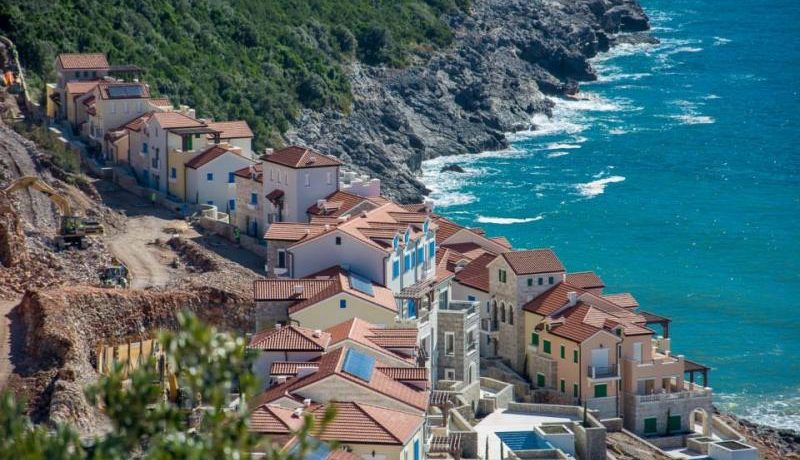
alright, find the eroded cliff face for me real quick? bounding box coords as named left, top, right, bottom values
left=287, top=0, right=651, bottom=202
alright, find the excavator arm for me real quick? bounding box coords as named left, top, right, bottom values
left=3, top=176, right=73, bottom=216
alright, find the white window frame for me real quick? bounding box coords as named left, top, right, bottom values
left=326, top=171, right=332, bottom=185
left=304, top=173, right=310, bottom=187
left=445, top=332, right=455, bottom=356
left=444, top=368, right=456, bottom=380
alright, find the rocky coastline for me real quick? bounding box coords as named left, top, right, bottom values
left=287, top=0, right=653, bottom=202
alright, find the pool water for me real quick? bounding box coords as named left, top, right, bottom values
left=495, top=430, right=552, bottom=451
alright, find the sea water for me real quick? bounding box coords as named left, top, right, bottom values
left=421, top=0, right=800, bottom=430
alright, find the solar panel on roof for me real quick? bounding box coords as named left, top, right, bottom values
left=349, top=272, right=374, bottom=296
left=342, top=349, right=375, bottom=382
left=107, top=84, right=144, bottom=98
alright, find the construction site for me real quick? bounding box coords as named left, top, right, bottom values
left=0, top=40, right=264, bottom=434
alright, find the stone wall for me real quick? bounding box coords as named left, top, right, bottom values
left=622, top=391, right=713, bottom=436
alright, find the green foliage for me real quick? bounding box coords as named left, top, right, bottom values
left=0, top=312, right=336, bottom=459
left=0, top=0, right=469, bottom=151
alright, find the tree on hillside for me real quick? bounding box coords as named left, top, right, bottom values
left=0, top=313, right=335, bottom=460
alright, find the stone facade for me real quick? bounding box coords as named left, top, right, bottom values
left=253, top=300, right=294, bottom=330
left=622, top=387, right=713, bottom=436
left=234, top=174, right=263, bottom=238
left=265, top=239, right=293, bottom=277
left=436, top=300, right=480, bottom=384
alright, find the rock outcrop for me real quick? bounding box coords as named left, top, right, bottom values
left=287, top=0, right=652, bottom=202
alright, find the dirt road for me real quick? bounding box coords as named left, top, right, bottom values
left=0, top=297, right=22, bottom=390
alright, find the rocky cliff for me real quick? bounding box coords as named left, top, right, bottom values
left=286, top=0, right=651, bottom=202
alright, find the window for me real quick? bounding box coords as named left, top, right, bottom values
left=536, top=373, right=545, bottom=387
left=304, top=173, right=310, bottom=187
left=644, top=417, right=658, bottom=434
left=416, top=247, right=424, bottom=265
left=467, top=295, right=476, bottom=302
left=560, top=379, right=566, bottom=393
left=428, top=240, right=435, bottom=258
left=445, top=333, right=455, bottom=356
left=142, top=143, right=148, bottom=154
left=170, top=167, right=176, bottom=179
left=531, top=332, right=539, bottom=347
left=111, top=102, right=116, bottom=114
left=250, top=193, right=258, bottom=205
left=444, top=368, right=456, bottom=380
left=404, top=253, right=411, bottom=273
left=91, top=71, right=97, bottom=78
left=392, top=260, right=400, bottom=279
left=466, top=328, right=476, bottom=352
left=339, top=299, right=347, bottom=309
left=206, top=173, right=214, bottom=181
left=183, top=135, right=194, bottom=151
left=573, top=383, right=579, bottom=398
left=560, top=345, right=565, bottom=359
left=413, top=439, right=420, bottom=460
left=668, top=415, right=681, bottom=432
left=227, top=199, right=235, bottom=212
left=548, top=276, right=555, bottom=284
left=335, top=236, right=342, bottom=246
left=508, top=307, right=514, bottom=325
left=228, top=172, right=235, bottom=183
left=270, top=168, right=274, bottom=181
left=538, top=277, right=543, bottom=286
left=277, top=250, right=286, bottom=269
left=206, top=200, right=214, bottom=205
left=594, top=383, right=608, bottom=398
left=573, top=349, right=579, bottom=363
left=543, top=340, right=551, bottom=354
left=527, top=277, right=533, bottom=287
left=326, top=171, right=332, bottom=185
left=498, top=269, right=507, bottom=283
left=500, top=305, right=506, bottom=322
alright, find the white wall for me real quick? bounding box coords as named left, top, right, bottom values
left=262, top=162, right=338, bottom=225
left=290, top=230, right=387, bottom=282
left=187, top=153, right=254, bottom=210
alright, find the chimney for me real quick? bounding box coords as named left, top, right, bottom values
left=264, top=147, right=274, bottom=156
left=292, top=407, right=303, bottom=418
left=324, top=224, right=331, bottom=231
left=567, top=291, right=578, bottom=306
left=317, top=199, right=326, bottom=209
left=303, top=398, right=312, bottom=408
left=293, top=285, right=305, bottom=295
left=313, top=329, right=322, bottom=338
left=424, top=199, right=435, bottom=214
left=275, top=323, right=282, bottom=329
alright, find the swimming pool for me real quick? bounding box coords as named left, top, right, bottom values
left=495, top=430, right=552, bottom=451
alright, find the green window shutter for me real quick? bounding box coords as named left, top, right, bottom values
left=537, top=373, right=545, bottom=387
left=573, top=349, right=579, bottom=363
left=560, top=345, right=565, bottom=359
left=668, top=415, right=681, bottom=432
left=543, top=340, right=551, bottom=354
left=527, top=278, right=532, bottom=287
left=644, top=417, right=657, bottom=434
left=573, top=383, right=579, bottom=398
left=560, top=379, right=565, bottom=393
left=594, top=383, right=607, bottom=398
left=531, top=332, right=539, bottom=346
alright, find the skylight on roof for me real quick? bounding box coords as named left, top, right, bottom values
left=349, top=272, right=374, bottom=296
left=342, top=349, right=375, bottom=382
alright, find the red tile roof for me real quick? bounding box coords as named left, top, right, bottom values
left=233, top=163, right=263, bottom=183
left=81, top=95, right=95, bottom=106
left=151, top=111, right=204, bottom=129
left=441, top=242, right=493, bottom=260
left=454, top=252, right=497, bottom=293
left=57, top=53, right=109, bottom=70
left=270, top=361, right=321, bottom=376
left=265, top=146, right=342, bottom=169
left=249, top=403, right=305, bottom=434
left=64, top=80, right=100, bottom=95
left=264, top=223, right=331, bottom=242
left=491, top=236, right=513, bottom=249
left=566, top=271, right=605, bottom=290
left=185, top=144, right=248, bottom=169
left=501, top=249, right=565, bottom=275
left=287, top=268, right=397, bottom=315
left=326, top=318, right=416, bottom=362
left=207, top=120, right=253, bottom=139
left=602, top=293, right=639, bottom=309
left=523, top=283, right=585, bottom=316
left=248, top=325, right=331, bottom=351
left=311, top=401, right=423, bottom=445
left=377, top=367, right=428, bottom=381
left=307, top=190, right=383, bottom=217
left=117, top=111, right=154, bottom=132
left=148, top=97, right=172, bottom=107
left=253, top=278, right=334, bottom=301
left=431, top=216, right=463, bottom=243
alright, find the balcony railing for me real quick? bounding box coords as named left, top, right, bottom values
left=480, top=318, right=499, bottom=333
left=588, top=364, right=619, bottom=379
left=442, top=300, right=478, bottom=316
left=628, top=383, right=712, bottom=404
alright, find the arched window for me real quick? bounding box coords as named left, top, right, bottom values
left=500, top=303, right=506, bottom=322
left=509, top=307, right=514, bottom=325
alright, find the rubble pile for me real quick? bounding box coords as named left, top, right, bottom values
left=18, top=285, right=254, bottom=433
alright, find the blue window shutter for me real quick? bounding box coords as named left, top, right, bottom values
left=468, top=295, right=476, bottom=301
left=408, top=299, right=416, bottom=318
left=228, top=172, right=235, bottom=183
left=428, top=241, right=435, bottom=258
left=414, top=439, right=419, bottom=460
left=229, top=199, right=236, bottom=211
left=392, top=260, right=400, bottom=279
left=250, top=193, right=257, bottom=204
left=339, top=299, right=347, bottom=309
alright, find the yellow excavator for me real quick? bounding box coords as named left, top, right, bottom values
left=3, top=176, right=104, bottom=249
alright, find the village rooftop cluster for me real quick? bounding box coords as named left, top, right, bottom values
left=48, top=53, right=759, bottom=460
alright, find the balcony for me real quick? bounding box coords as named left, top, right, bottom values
left=587, top=364, right=620, bottom=380
left=628, top=382, right=712, bottom=404
left=480, top=318, right=499, bottom=335
left=442, top=299, right=478, bottom=317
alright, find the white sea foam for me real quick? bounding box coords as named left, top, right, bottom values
left=713, top=36, right=732, bottom=46
left=545, top=143, right=582, bottom=150
left=717, top=393, right=800, bottom=432
left=546, top=151, right=571, bottom=158
left=671, top=114, right=715, bottom=125
left=476, top=215, right=544, bottom=225
left=608, top=128, right=628, bottom=135
left=576, top=175, right=626, bottom=198
left=671, top=46, right=703, bottom=54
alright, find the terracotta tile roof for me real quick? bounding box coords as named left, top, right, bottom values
left=264, top=146, right=342, bottom=169
left=454, top=252, right=497, bottom=293
left=253, top=278, right=334, bottom=301
left=442, top=242, right=493, bottom=260
left=491, top=236, right=513, bottom=249
left=431, top=216, right=463, bottom=243
left=185, top=144, right=249, bottom=169
left=57, top=53, right=109, bottom=70
left=287, top=268, right=397, bottom=315
left=566, top=271, right=605, bottom=290
left=603, top=293, right=639, bottom=309
left=398, top=203, right=429, bottom=213
left=233, top=163, right=263, bottom=183
left=65, top=80, right=100, bottom=95
left=377, top=367, right=428, bottom=381
left=151, top=111, right=204, bottom=129
left=270, top=361, right=321, bottom=376
left=252, top=347, right=428, bottom=412
left=207, top=120, right=253, bottom=139
left=117, top=111, right=154, bottom=132
left=97, top=81, right=150, bottom=99
left=310, top=401, right=423, bottom=445
left=307, top=190, right=382, bottom=217
left=81, top=95, right=95, bottom=106
left=148, top=97, right=172, bottom=107
left=249, top=404, right=305, bottom=434
left=326, top=318, right=416, bottom=362
left=501, top=249, right=565, bottom=275
left=248, top=325, right=331, bottom=351
left=435, top=248, right=456, bottom=284
left=523, top=282, right=585, bottom=316
left=264, top=223, right=331, bottom=242
left=326, top=450, right=361, bottom=460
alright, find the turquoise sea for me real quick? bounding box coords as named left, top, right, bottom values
left=421, top=0, right=800, bottom=430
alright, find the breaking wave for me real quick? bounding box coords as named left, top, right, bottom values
left=576, top=176, right=626, bottom=198
left=476, top=215, right=544, bottom=225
